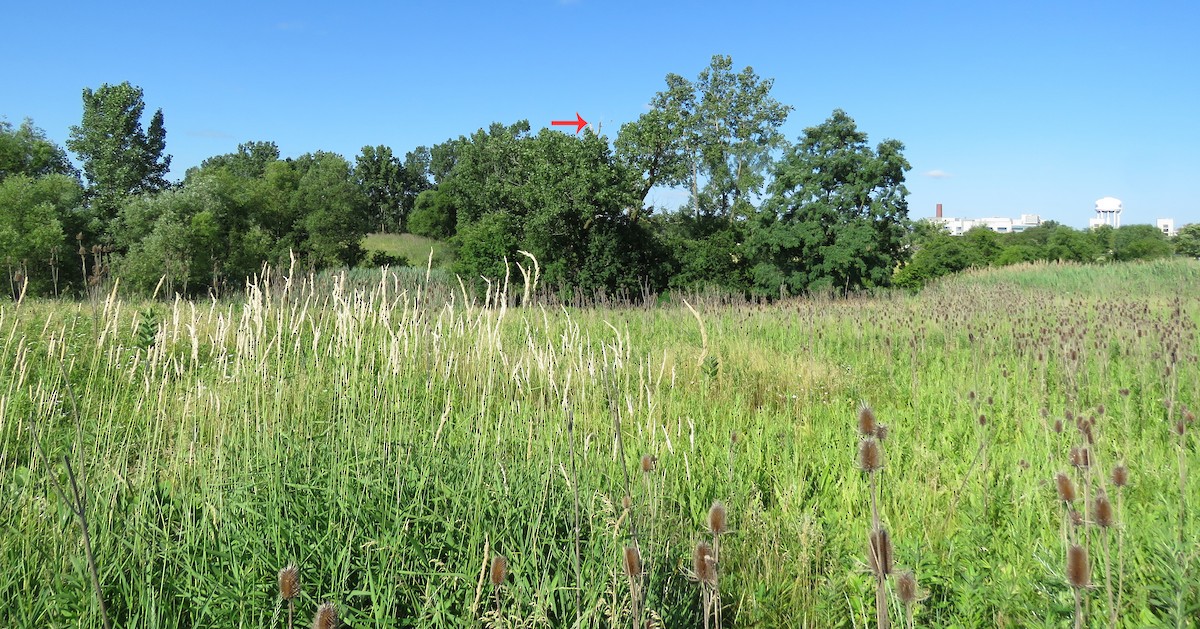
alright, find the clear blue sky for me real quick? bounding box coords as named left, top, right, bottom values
left=4, top=0, right=1197, bottom=227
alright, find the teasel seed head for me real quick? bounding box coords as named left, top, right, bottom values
left=1067, top=544, right=1090, bottom=589
left=278, top=564, right=299, bottom=601
left=858, top=437, right=883, bottom=473
left=623, top=544, right=642, bottom=578
left=312, top=602, right=337, bottom=629
left=1055, top=472, right=1076, bottom=503
left=1175, top=421, right=1187, bottom=437
left=874, top=424, right=889, bottom=442
left=622, top=494, right=632, bottom=511
left=857, top=404, right=877, bottom=436
left=978, top=413, right=987, bottom=427
left=868, top=527, right=893, bottom=577
left=708, top=500, right=728, bottom=536
left=1053, top=419, right=1063, bottom=434
left=490, top=554, right=507, bottom=588
left=640, top=454, right=657, bottom=473
left=694, top=541, right=716, bottom=585
left=1094, top=492, right=1114, bottom=528
left=896, top=570, right=918, bottom=605
left=1070, top=510, right=1084, bottom=527
left=1112, top=464, right=1128, bottom=488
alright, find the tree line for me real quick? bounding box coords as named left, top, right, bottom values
left=1, top=55, right=1189, bottom=301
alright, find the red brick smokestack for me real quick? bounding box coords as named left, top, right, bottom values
left=936, top=203, right=943, bottom=218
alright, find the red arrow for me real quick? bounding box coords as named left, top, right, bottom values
left=550, top=112, right=588, bottom=134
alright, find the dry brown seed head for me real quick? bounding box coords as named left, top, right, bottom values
left=1094, top=492, right=1114, bottom=528
left=490, top=554, right=507, bottom=588
left=1096, top=404, right=1106, bottom=416
left=694, top=541, right=716, bottom=585
left=858, top=438, right=883, bottom=473
left=278, top=564, right=299, bottom=601
left=1176, top=421, right=1188, bottom=437
left=1112, top=464, right=1128, bottom=488
left=1018, top=459, right=1030, bottom=470
left=708, top=500, right=728, bottom=536
left=857, top=404, right=877, bottom=436
left=1067, top=544, right=1090, bottom=588
left=1119, top=388, right=1130, bottom=397
left=622, top=494, right=633, bottom=511
left=623, top=544, right=642, bottom=578
left=1053, top=419, right=1063, bottom=434
left=312, top=602, right=337, bottom=629
left=640, top=455, right=657, bottom=473
left=1070, top=510, right=1084, bottom=527
left=874, top=424, right=889, bottom=442
left=1055, top=472, right=1076, bottom=503
left=978, top=414, right=987, bottom=427
left=896, top=570, right=917, bottom=605
left=868, top=527, right=893, bottom=577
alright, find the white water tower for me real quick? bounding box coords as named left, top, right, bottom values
left=1092, top=196, right=1123, bottom=228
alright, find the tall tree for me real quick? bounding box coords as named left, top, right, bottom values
left=749, top=109, right=910, bottom=295
left=355, top=145, right=404, bottom=232
left=618, top=55, right=790, bottom=220
left=66, top=82, right=171, bottom=231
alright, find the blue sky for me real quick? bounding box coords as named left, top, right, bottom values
left=4, top=1, right=1197, bottom=227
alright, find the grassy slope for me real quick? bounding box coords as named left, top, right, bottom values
left=362, top=232, right=453, bottom=268
left=1, top=259, right=1198, bottom=627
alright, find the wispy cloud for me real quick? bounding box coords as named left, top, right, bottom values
left=923, top=169, right=953, bottom=179
left=188, top=129, right=235, bottom=139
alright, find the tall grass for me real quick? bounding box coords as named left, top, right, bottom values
left=1, top=259, right=1198, bottom=626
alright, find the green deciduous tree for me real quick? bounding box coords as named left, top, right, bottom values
left=66, top=82, right=171, bottom=232
left=750, top=109, right=910, bottom=295
left=0, top=174, right=82, bottom=294
left=355, top=145, right=405, bottom=232
left=1173, top=223, right=1200, bottom=258
left=0, top=118, right=78, bottom=182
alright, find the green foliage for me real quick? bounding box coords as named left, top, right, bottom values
left=408, top=189, right=457, bottom=240
left=0, top=118, right=78, bottom=182
left=355, top=145, right=425, bottom=233
left=1111, top=224, right=1173, bottom=261
left=66, top=82, right=171, bottom=232
left=750, top=109, right=910, bottom=295
left=444, top=123, right=665, bottom=296
left=0, top=173, right=81, bottom=292
left=1174, top=223, right=1200, bottom=258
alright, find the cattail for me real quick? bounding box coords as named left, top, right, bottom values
left=278, top=564, right=299, bottom=600
left=858, top=404, right=877, bottom=436
left=1067, top=544, right=1090, bottom=588
left=896, top=570, right=917, bottom=605
left=640, top=455, right=657, bottom=473
left=694, top=541, right=716, bottom=585
left=708, top=500, right=728, bottom=536
left=868, top=527, right=893, bottom=577
left=490, top=554, right=507, bottom=588
left=858, top=438, right=883, bottom=472
left=312, top=602, right=337, bottom=629
left=1056, top=472, right=1076, bottom=502
left=623, top=544, right=642, bottom=578
left=1111, top=464, right=1128, bottom=488
left=1094, top=492, right=1114, bottom=528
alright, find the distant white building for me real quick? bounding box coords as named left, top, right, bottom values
left=1157, top=218, right=1176, bottom=237
left=931, top=204, right=1042, bottom=235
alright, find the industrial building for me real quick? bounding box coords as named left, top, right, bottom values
left=931, top=204, right=1042, bottom=235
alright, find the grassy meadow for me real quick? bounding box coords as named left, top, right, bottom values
left=2, top=259, right=1199, bottom=627
left=362, top=233, right=455, bottom=269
